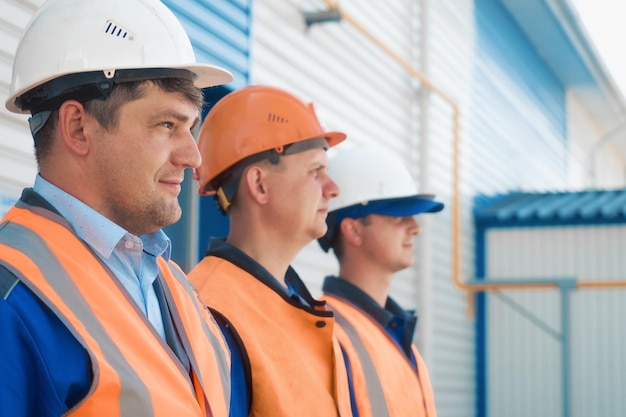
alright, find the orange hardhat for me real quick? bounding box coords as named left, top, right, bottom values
left=196, top=85, right=346, bottom=210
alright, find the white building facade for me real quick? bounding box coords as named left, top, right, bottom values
left=1, top=1, right=624, bottom=416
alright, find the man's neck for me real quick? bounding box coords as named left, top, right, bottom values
left=338, top=261, right=393, bottom=307
left=227, top=228, right=300, bottom=286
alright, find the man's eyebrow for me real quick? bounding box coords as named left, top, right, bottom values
left=156, top=109, right=201, bottom=125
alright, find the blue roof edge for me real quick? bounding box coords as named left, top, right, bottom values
left=474, top=188, right=626, bottom=227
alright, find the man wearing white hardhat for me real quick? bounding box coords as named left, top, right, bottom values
left=318, top=147, right=443, bottom=417
left=0, top=1, right=233, bottom=416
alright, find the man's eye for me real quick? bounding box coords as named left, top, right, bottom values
left=160, top=121, right=174, bottom=129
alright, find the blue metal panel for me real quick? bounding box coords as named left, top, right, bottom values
left=472, top=0, right=567, bottom=194
left=160, top=0, right=251, bottom=270
left=196, top=86, right=233, bottom=259
left=163, top=0, right=251, bottom=89
left=499, top=0, right=595, bottom=87
left=475, top=223, right=489, bottom=417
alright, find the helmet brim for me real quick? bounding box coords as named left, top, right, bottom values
left=317, top=195, right=444, bottom=252
left=325, top=131, right=347, bottom=148
left=183, top=63, right=234, bottom=89
left=6, top=63, right=234, bottom=114
left=331, top=195, right=444, bottom=227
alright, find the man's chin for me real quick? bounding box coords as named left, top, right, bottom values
left=154, top=204, right=182, bottom=229
left=310, top=224, right=328, bottom=241
left=402, top=258, right=415, bottom=269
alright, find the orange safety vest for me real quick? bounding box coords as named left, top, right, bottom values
left=323, top=294, right=437, bottom=417
left=0, top=204, right=230, bottom=417
left=189, top=255, right=353, bottom=417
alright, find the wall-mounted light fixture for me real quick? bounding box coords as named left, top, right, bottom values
left=303, top=9, right=341, bottom=28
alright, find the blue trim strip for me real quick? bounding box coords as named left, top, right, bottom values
left=474, top=220, right=488, bottom=417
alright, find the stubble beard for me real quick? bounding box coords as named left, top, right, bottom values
left=109, top=192, right=181, bottom=236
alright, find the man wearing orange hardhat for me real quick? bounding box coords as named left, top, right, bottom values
left=0, top=0, right=233, bottom=415
left=190, top=85, right=354, bottom=417
left=318, top=147, right=443, bottom=417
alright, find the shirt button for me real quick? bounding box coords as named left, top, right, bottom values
left=315, top=320, right=326, bottom=328
left=124, top=241, right=134, bottom=249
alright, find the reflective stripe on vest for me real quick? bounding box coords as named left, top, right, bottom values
left=0, top=205, right=230, bottom=416
left=332, top=308, right=391, bottom=417
left=325, top=295, right=437, bottom=417
left=0, top=271, right=18, bottom=299
left=160, top=257, right=231, bottom=410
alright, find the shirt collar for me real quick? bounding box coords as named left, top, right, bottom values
left=322, top=275, right=417, bottom=327
left=206, top=237, right=323, bottom=309
left=33, top=175, right=171, bottom=260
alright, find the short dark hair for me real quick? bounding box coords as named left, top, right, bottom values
left=33, top=77, right=203, bottom=164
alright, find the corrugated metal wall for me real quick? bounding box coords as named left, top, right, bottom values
left=567, top=92, right=625, bottom=189
left=486, top=226, right=626, bottom=417
left=473, top=0, right=568, bottom=195
left=251, top=1, right=476, bottom=416
left=0, top=0, right=43, bottom=217
left=162, top=0, right=250, bottom=90
left=424, top=1, right=478, bottom=416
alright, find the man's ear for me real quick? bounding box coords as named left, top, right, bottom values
left=57, top=100, right=90, bottom=156
left=242, top=164, right=270, bottom=205
left=340, top=218, right=363, bottom=247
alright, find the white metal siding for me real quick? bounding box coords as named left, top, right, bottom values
left=486, top=226, right=626, bottom=417
left=0, top=0, right=44, bottom=216
left=251, top=1, right=476, bottom=416
left=567, top=91, right=625, bottom=189
left=425, top=1, right=478, bottom=416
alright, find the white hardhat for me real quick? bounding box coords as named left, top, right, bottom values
left=318, top=147, right=444, bottom=252
left=6, top=0, right=233, bottom=115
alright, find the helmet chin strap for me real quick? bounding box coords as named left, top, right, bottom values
left=216, top=181, right=238, bottom=214
left=28, top=111, right=52, bottom=137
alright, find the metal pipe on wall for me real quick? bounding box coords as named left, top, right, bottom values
left=415, top=0, right=434, bottom=362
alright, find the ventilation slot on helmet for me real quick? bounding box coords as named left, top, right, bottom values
left=267, top=113, right=289, bottom=123
left=104, top=20, right=134, bottom=40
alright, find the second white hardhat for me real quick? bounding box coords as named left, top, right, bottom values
left=318, top=147, right=444, bottom=252
left=6, top=0, right=233, bottom=114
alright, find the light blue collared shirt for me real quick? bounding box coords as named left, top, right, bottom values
left=34, top=175, right=168, bottom=340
